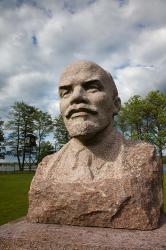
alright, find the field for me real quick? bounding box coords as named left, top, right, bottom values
left=0, top=173, right=166, bottom=226
left=0, top=173, right=34, bottom=225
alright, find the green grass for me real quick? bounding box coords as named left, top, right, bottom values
left=0, top=173, right=34, bottom=225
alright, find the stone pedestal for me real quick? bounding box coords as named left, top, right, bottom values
left=0, top=216, right=166, bottom=250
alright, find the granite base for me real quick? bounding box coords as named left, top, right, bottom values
left=0, top=216, right=166, bottom=250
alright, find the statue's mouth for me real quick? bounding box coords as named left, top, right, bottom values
left=66, top=107, right=98, bottom=119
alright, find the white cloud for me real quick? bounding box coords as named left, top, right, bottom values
left=116, top=66, right=160, bottom=102
left=0, top=0, right=166, bottom=119
left=129, top=27, right=166, bottom=66
left=48, top=100, right=60, bottom=116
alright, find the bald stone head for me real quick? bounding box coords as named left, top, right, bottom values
left=59, top=60, right=121, bottom=140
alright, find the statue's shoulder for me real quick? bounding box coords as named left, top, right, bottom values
left=122, top=139, right=161, bottom=173
left=32, top=141, right=72, bottom=181
left=124, top=139, right=156, bottom=156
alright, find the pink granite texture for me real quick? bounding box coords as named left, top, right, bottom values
left=0, top=216, right=166, bottom=250
left=27, top=61, right=163, bottom=230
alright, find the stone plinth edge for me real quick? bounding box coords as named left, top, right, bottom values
left=0, top=215, right=166, bottom=250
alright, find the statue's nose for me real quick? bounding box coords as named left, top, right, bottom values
left=70, top=86, right=88, bottom=105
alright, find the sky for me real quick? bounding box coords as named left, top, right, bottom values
left=0, top=0, right=166, bottom=119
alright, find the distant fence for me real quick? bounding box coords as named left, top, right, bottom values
left=0, top=154, right=37, bottom=172
left=0, top=162, right=36, bottom=172
left=0, top=162, right=165, bottom=173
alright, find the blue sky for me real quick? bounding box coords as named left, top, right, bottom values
left=0, top=0, right=166, bottom=119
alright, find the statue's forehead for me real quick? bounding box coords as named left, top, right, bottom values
left=59, top=61, right=107, bottom=85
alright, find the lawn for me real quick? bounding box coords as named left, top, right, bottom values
left=0, top=173, right=34, bottom=225
left=0, top=173, right=165, bottom=226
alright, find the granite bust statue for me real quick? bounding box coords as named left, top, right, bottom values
left=27, top=60, right=162, bottom=230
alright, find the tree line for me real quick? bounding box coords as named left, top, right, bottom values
left=1, top=102, right=54, bottom=170
left=0, top=90, right=165, bottom=170
left=116, top=90, right=166, bottom=161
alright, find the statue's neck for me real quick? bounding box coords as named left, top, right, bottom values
left=72, top=123, right=116, bottom=148
left=70, top=124, right=122, bottom=163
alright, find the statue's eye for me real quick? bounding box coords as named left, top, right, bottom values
left=84, top=80, right=103, bottom=93
left=63, top=89, right=71, bottom=97
left=87, top=86, right=98, bottom=93
left=60, top=87, right=72, bottom=98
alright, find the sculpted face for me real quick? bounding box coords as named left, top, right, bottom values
left=59, top=61, right=120, bottom=139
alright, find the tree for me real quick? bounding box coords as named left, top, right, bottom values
left=6, top=102, right=36, bottom=171
left=143, top=91, right=166, bottom=158
left=6, top=102, right=55, bottom=170
left=34, top=109, right=53, bottom=161
left=115, top=106, right=131, bottom=138
left=0, top=119, right=4, bottom=142
left=37, top=141, right=54, bottom=162
left=54, top=115, right=69, bottom=149
left=117, top=90, right=166, bottom=161
left=118, top=95, right=145, bottom=140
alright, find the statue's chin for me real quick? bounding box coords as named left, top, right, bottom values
left=66, top=120, right=106, bottom=139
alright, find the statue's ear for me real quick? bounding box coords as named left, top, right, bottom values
left=113, top=96, right=121, bottom=116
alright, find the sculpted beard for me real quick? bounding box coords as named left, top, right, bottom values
left=63, top=104, right=98, bottom=137
left=63, top=104, right=111, bottom=138
left=64, top=118, right=103, bottom=138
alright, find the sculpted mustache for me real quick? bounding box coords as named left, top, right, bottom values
left=65, top=106, right=98, bottom=118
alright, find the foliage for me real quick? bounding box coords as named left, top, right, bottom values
left=0, top=173, right=34, bottom=225
left=0, top=119, right=4, bottom=142
left=143, top=91, right=166, bottom=158
left=117, top=90, right=166, bottom=160
left=38, top=141, right=55, bottom=162
left=163, top=156, right=166, bottom=164
left=6, top=102, right=53, bottom=170
left=54, top=115, right=69, bottom=149
left=34, top=110, right=53, bottom=161
left=6, top=102, right=37, bottom=171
